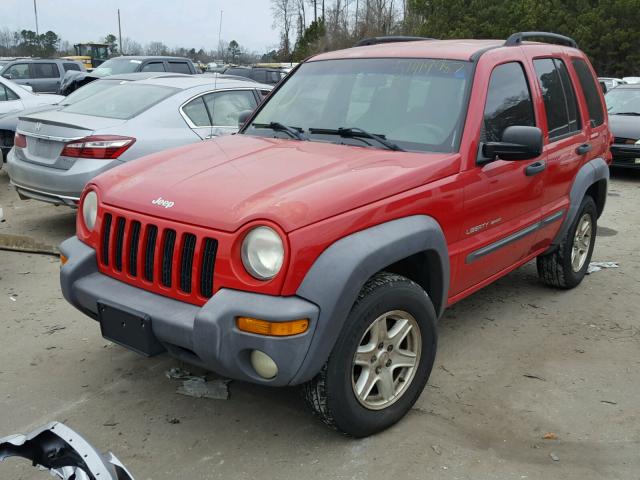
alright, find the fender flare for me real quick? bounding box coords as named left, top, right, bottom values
left=551, top=157, right=609, bottom=246
left=291, top=215, right=449, bottom=384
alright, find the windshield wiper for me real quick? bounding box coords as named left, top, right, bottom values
left=611, top=112, right=640, bottom=116
left=252, top=122, right=308, bottom=140
left=308, top=127, right=405, bottom=151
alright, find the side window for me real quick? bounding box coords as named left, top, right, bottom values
left=482, top=62, right=536, bottom=143
left=571, top=58, right=605, bottom=127
left=141, top=62, right=166, bottom=73
left=7, top=63, right=30, bottom=79
left=533, top=58, right=581, bottom=140
left=64, top=63, right=81, bottom=72
left=167, top=62, right=192, bottom=74
left=252, top=70, right=267, bottom=84
left=33, top=63, right=58, bottom=78
left=5, top=85, right=19, bottom=100
left=0, top=85, right=8, bottom=102
left=182, top=96, right=211, bottom=127
left=203, top=90, right=257, bottom=126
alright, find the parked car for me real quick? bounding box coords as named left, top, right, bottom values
left=599, top=77, right=626, bottom=91
left=223, top=66, right=287, bottom=84
left=0, top=59, right=85, bottom=93
left=0, top=75, right=63, bottom=117
left=0, top=72, right=189, bottom=161
left=622, top=76, right=640, bottom=84
left=7, top=75, right=270, bottom=205
left=58, top=56, right=198, bottom=95
left=604, top=84, right=640, bottom=168
left=60, top=32, right=610, bottom=437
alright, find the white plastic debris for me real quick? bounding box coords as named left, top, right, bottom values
left=587, top=261, right=619, bottom=274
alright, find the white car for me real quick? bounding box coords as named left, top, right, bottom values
left=0, top=76, right=63, bottom=117
left=622, top=76, right=640, bottom=85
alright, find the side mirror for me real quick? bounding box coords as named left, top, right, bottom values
left=482, top=126, right=543, bottom=162
left=238, top=109, right=253, bottom=128
left=2, top=73, right=12, bottom=80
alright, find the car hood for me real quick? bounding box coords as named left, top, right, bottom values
left=94, top=135, right=459, bottom=233
left=609, top=114, right=640, bottom=141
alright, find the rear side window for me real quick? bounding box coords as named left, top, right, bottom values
left=141, top=62, right=166, bottom=73
left=33, top=63, right=58, bottom=78
left=572, top=58, right=605, bottom=127
left=533, top=58, right=581, bottom=139
left=182, top=96, right=211, bottom=126
left=63, top=83, right=178, bottom=119
left=0, top=85, right=18, bottom=101
left=203, top=90, right=257, bottom=125
left=482, top=62, right=536, bottom=142
left=167, top=62, right=192, bottom=74
left=64, top=62, right=81, bottom=72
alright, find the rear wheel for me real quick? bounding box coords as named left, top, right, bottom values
left=302, top=272, right=437, bottom=437
left=537, top=195, right=597, bottom=288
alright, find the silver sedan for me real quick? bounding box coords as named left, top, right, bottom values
left=6, top=75, right=271, bottom=206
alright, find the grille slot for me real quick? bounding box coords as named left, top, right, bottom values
left=113, top=217, right=126, bottom=271
left=128, top=221, right=141, bottom=276
left=179, top=233, right=197, bottom=293
left=144, top=226, right=158, bottom=282
left=101, top=214, right=112, bottom=265
left=161, top=229, right=177, bottom=287
left=200, top=238, right=218, bottom=298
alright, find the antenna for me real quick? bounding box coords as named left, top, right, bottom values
left=209, top=9, right=223, bottom=140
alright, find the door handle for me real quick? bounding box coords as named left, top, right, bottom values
left=525, top=160, right=546, bottom=176
left=576, top=143, right=592, bottom=155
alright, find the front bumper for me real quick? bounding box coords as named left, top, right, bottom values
left=60, top=237, right=320, bottom=386
left=610, top=144, right=640, bottom=168
left=6, top=148, right=120, bottom=206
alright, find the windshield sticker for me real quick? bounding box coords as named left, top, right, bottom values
left=401, top=59, right=467, bottom=77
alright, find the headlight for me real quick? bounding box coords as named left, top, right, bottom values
left=82, top=190, right=98, bottom=231
left=241, top=226, right=284, bottom=280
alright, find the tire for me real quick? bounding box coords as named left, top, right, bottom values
left=537, top=195, right=597, bottom=289
left=302, top=272, right=438, bottom=437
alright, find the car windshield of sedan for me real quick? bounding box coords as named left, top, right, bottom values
left=92, top=58, right=145, bottom=77
left=605, top=88, right=640, bottom=115
left=245, top=58, right=473, bottom=153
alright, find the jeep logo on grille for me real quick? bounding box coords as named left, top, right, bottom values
left=152, top=197, right=175, bottom=209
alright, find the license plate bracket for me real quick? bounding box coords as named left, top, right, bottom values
left=98, top=301, right=165, bottom=357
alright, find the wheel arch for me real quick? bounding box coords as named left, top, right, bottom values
left=292, top=215, right=449, bottom=384
left=552, top=157, right=609, bottom=246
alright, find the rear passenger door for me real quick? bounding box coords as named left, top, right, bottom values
left=167, top=61, right=193, bottom=74
left=530, top=56, right=590, bottom=245
left=30, top=63, right=61, bottom=92
left=456, top=61, right=545, bottom=295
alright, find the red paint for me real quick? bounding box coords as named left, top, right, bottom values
left=77, top=40, right=610, bottom=307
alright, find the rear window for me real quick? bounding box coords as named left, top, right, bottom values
left=61, top=79, right=124, bottom=106
left=63, top=83, right=178, bottom=119
left=571, top=58, right=605, bottom=127
left=167, top=62, right=192, bottom=74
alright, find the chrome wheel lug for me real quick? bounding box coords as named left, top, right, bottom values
left=375, top=366, right=382, bottom=374
left=385, top=359, right=392, bottom=367
left=387, top=345, right=393, bottom=352
left=378, top=342, right=384, bottom=350
left=370, top=355, right=376, bottom=363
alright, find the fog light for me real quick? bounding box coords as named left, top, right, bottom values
left=250, top=350, right=278, bottom=379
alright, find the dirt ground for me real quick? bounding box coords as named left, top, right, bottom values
left=0, top=167, right=639, bottom=480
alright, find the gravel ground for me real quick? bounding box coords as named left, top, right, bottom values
left=0, top=168, right=639, bottom=479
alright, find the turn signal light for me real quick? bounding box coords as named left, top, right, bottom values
left=61, top=135, right=135, bottom=159
left=14, top=133, right=26, bottom=148
left=236, top=317, right=309, bottom=337
left=60, top=254, right=68, bottom=265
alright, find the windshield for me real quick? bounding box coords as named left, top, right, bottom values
left=605, top=88, right=640, bottom=114
left=61, top=79, right=123, bottom=106
left=62, top=83, right=177, bottom=119
left=92, top=58, right=143, bottom=77
left=245, top=58, right=473, bottom=153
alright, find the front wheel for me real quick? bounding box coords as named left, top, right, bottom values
left=302, top=272, right=438, bottom=437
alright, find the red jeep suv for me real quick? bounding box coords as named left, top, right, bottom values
left=60, top=32, right=611, bottom=437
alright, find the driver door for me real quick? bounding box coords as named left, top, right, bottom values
left=454, top=61, right=545, bottom=295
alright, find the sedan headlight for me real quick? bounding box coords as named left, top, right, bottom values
left=241, top=226, right=284, bottom=280
left=82, top=190, right=98, bottom=231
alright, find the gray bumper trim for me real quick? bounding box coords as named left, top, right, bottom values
left=60, top=237, right=320, bottom=386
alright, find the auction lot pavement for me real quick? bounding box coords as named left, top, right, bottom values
left=1, top=168, right=639, bottom=480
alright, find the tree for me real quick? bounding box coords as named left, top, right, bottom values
left=272, top=0, right=295, bottom=60
left=121, top=37, right=143, bottom=55
left=104, top=33, right=118, bottom=55
left=227, top=40, right=241, bottom=62
left=146, top=41, right=168, bottom=55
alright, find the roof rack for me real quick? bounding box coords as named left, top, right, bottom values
left=354, top=36, right=434, bottom=47
left=504, top=31, right=578, bottom=49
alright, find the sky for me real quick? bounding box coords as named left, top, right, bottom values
left=2, top=0, right=281, bottom=53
